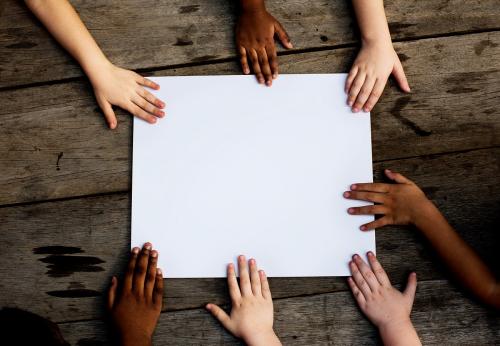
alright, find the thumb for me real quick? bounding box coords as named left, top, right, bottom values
left=385, top=169, right=411, bottom=184
left=274, top=21, right=292, bottom=49
left=107, top=276, right=118, bottom=311
left=392, top=58, right=410, bottom=93
left=206, top=303, right=234, bottom=333
left=97, top=96, right=118, bottom=129
left=403, top=272, right=417, bottom=304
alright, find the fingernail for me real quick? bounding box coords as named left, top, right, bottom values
left=132, top=247, right=140, bottom=254
left=351, top=184, right=357, bottom=190
left=343, top=192, right=350, bottom=198
left=151, top=250, right=158, bottom=258
left=157, top=268, right=162, bottom=275
left=367, top=251, right=374, bottom=257
left=353, top=254, right=360, bottom=260
left=360, top=225, right=367, bottom=231
left=348, top=100, right=353, bottom=106
left=364, top=107, right=370, bottom=112
left=239, top=255, right=245, bottom=261
left=144, top=243, right=152, bottom=250
left=273, top=74, right=277, bottom=79
left=348, top=208, right=354, bottom=214
left=352, top=108, right=359, bottom=113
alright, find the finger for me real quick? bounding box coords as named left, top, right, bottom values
left=345, top=66, right=358, bottom=93
left=128, top=103, right=157, bottom=124
left=363, top=78, right=385, bottom=112
left=249, top=259, right=262, bottom=296
left=343, top=191, right=387, bottom=204
left=137, top=87, right=165, bottom=109
left=107, top=276, right=118, bottom=310
left=136, top=75, right=160, bottom=90
left=367, top=252, right=391, bottom=287
left=132, top=94, right=164, bottom=118
left=259, top=270, right=272, bottom=299
left=153, top=268, right=164, bottom=308
left=348, top=205, right=388, bottom=216
left=349, top=260, right=371, bottom=298
left=96, top=97, right=117, bottom=129
left=258, top=48, right=273, bottom=86
left=266, top=45, right=278, bottom=79
left=350, top=183, right=390, bottom=193
left=133, top=242, right=152, bottom=295
left=144, top=250, right=158, bottom=299
left=347, top=276, right=366, bottom=306
left=227, top=263, right=242, bottom=303
left=238, top=255, right=252, bottom=296
left=274, top=21, right=292, bottom=49
left=393, top=58, right=410, bottom=92
left=238, top=46, right=250, bottom=75
left=404, top=272, right=418, bottom=304
left=385, top=169, right=411, bottom=184
left=206, top=304, right=234, bottom=333
left=347, top=72, right=366, bottom=108
left=360, top=216, right=391, bottom=231
left=249, top=49, right=264, bottom=84
left=124, top=247, right=140, bottom=291
left=352, top=77, right=376, bottom=112
left=353, top=254, right=380, bottom=292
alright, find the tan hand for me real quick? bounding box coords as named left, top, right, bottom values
left=344, top=169, right=431, bottom=230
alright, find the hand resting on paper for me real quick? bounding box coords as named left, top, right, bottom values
left=107, top=242, right=164, bottom=346
left=206, top=255, right=281, bottom=346
left=348, top=252, right=421, bottom=345
left=236, top=0, right=293, bottom=86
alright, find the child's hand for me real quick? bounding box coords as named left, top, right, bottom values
left=107, top=243, right=164, bottom=346
left=346, top=41, right=410, bottom=112
left=236, top=1, right=292, bottom=86
left=344, top=169, right=432, bottom=231
left=349, top=253, right=420, bottom=345
left=206, top=255, right=281, bottom=346
left=90, top=62, right=165, bottom=129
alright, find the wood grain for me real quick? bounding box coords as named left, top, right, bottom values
left=1, top=32, right=499, bottom=206
left=1, top=147, right=497, bottom=323
left=56, top=279, right=500, bottom=345
left=1, top=0, right=499, bottom=87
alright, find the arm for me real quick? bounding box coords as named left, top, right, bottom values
left=349, top=253, right=421, bottom=346
left=206, top=255, right=281, bottom=346
left=345, top=169, right=500, bottom=309
left=346, top=0, right=410, bottom=112
left=236, top=0, right=292, bottom=86
left=25, top=0, right=165, bottom=129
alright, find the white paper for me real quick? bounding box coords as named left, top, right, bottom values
left=132, top=74, right=374, bottom=278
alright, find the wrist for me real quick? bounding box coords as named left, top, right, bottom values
left=239, top=0, right=266, bottom=13
left=244, top=329, right=281, bottom=346
left=81, top=54, right=113, bottom=85
left=120, top=332, right=152, bottom=346
left=361, top=35, right=393, bottom=49
left=411, top=199, right=440, bottom=228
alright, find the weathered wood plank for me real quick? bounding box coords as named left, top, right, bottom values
left=1, top=0, right=499, bottom=87
left=0, top=148, right=498, bottom=323
left=57, top=280, right=500, bottom=345
left=1, top=32, right=499, bottom=205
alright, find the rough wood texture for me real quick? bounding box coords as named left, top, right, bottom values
left=1, top=0, right=499, bottom=87
left=1, top=32, right=499, bottom=206
left=56, top=280, right=500, bottom=345
left=1, top=147, right=498, bottom=323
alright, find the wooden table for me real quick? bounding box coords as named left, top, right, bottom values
left=1, top=0, right=499, bottom=344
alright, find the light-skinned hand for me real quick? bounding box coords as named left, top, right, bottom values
left=348, top=252, right=421, bottom=346
left=107, top=243, right=164, bottom=346
left=345, top=41, right=410, bottom=113
left=236, top=1, right=292, bottom=86
left=344, top=169, right=433, bottom=230
left=90, top=62, right=165, bottom=129
left=206, top=255, right=281, bottom=346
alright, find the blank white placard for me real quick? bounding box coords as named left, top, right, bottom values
left=132, top=74, right=374, bottom=278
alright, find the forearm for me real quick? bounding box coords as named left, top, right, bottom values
left=239, top=0, right=265, bottom=12
left=414, top=202, right=500, bottom=309
left=379, top=320, right=421, bottom=346
left=24, top=0, right=110, bottom=80
left=351, top=0, right=391, bottom=45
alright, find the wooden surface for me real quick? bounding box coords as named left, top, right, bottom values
left=0, top=0, right=499, bottom=345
